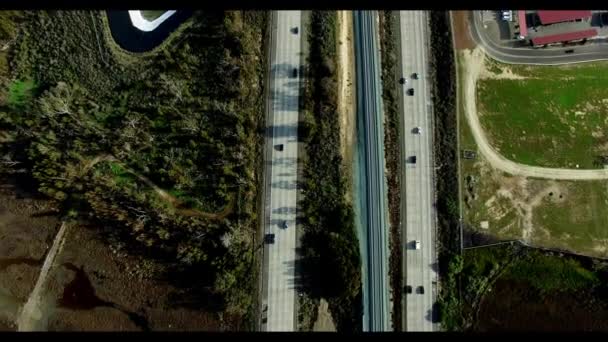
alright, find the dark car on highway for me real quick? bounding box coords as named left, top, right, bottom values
left=275, top=144, right=284, bottom=151
left=265, top=233, right=275, bottom=244
left=405, top=285, right=412, bottom=294
left=411, top=72, right=418, bottom=79
left=292, top=68, right=298, bottom=78
left=407, top=88, right=414, bottom=96
left=417, top=286, right=424, bottom=294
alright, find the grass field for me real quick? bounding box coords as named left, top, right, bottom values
left=532, top=180, right=608, bottom=254
left=477, top=59, right=608, bottom=169
left=457, top=52, right=608, bottom=258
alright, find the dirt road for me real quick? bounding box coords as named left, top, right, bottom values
left=461, top=47, right=608, bottom=181
left=17, top=222, right=68, bottom=331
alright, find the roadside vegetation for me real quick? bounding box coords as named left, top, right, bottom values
left=427, top=11, right=460, bottom=329
left=478, top=58, right=608, bottom=169
left=378, top=10, right=402, bottom=331
left=0, top=10, right=268, bottom=329
left=448, top=243, right=608, bottom=331
left=299, top=11, right=362, bottom=332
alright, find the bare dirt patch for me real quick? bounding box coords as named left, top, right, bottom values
left=40, top=222, right=223, bottom=331
left=0, top=177, right=60, bottom=331
left=0, top=178, right=223, bottom=331
left=451, top=11, right=476, bottom=50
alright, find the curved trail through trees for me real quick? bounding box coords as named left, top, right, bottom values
left=461, top=47, right=608, bottom=181
left=88, top=155, right=234, bottom=220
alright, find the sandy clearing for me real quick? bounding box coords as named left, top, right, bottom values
left=479, top=62, right=528, bottom=80
left=312, top=298, right=336, bottom=332
left=337, top=11, right=356, bottom=199
left=460, top=47, right=608, bottom=180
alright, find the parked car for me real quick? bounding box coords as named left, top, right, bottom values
left=405, top=285, right=412, bottom=294
left=407, top=88, right=415, bottom=96
left=417, top=286, right=425, bottom=294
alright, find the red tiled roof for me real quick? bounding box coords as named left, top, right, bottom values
left=537, top=10, right=592, bottom=25
left=518, top=10, right=528, bottom=37
left=531, top=28, right=597, bottom=45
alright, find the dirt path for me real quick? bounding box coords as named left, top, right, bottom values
left=460, top=47, right=608, bottom=181
left=337, top=10, right=356, bottom=200
left=451, top=11, right=476, bottom=50
left=119, top=163, right=234, bottom=220
left=88, top=155, right=233, bottom=220
left=16, top=222, right=68, bottom=331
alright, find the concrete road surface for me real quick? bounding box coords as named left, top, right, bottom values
left=261, top=10, right=302, bottom=332
left=398, top=10, right=438, bottom=332
left=353, top=10, right=391, bottom=332
left=469, top=11, right=608, bottom=65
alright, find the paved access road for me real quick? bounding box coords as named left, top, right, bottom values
left=353, top=10, right=391, bottom=332
left=398, top=10, right=438, bottom=332
left=469, top=11, right=608, bottom=65
left=261, top=10, right=302, bottom=332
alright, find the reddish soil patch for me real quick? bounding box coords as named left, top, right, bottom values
left=0, top=176, right=60, bottom=331
left=0, top=175, right=225, bottom=331
left=474, top=279, right=608, bottom=331
left=451, top=11, right=476, bottom=50
left=43, top=224, right=223, bottom=331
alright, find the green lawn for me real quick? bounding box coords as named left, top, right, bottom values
left=140, top=11, right=166, bottom=21
left=477, top=60, right=608, bottom=169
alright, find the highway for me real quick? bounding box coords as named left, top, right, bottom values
left=353, top=10, right=391, bottom=332
left=469, top=11, right=608, bottom=65
left=260, top=10, right=302, bottom=332
left=397, top=10, right=438, bottom=332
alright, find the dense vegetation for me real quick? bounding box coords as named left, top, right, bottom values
left=299, top=11, right=362, bottom=331
left=0, top=10, right=268, bottom=328
left=456, top=244, right=608, bottom=331
left=427, top=11, right=460, bottom=330
left=378, top=10, right=402, bottom=331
